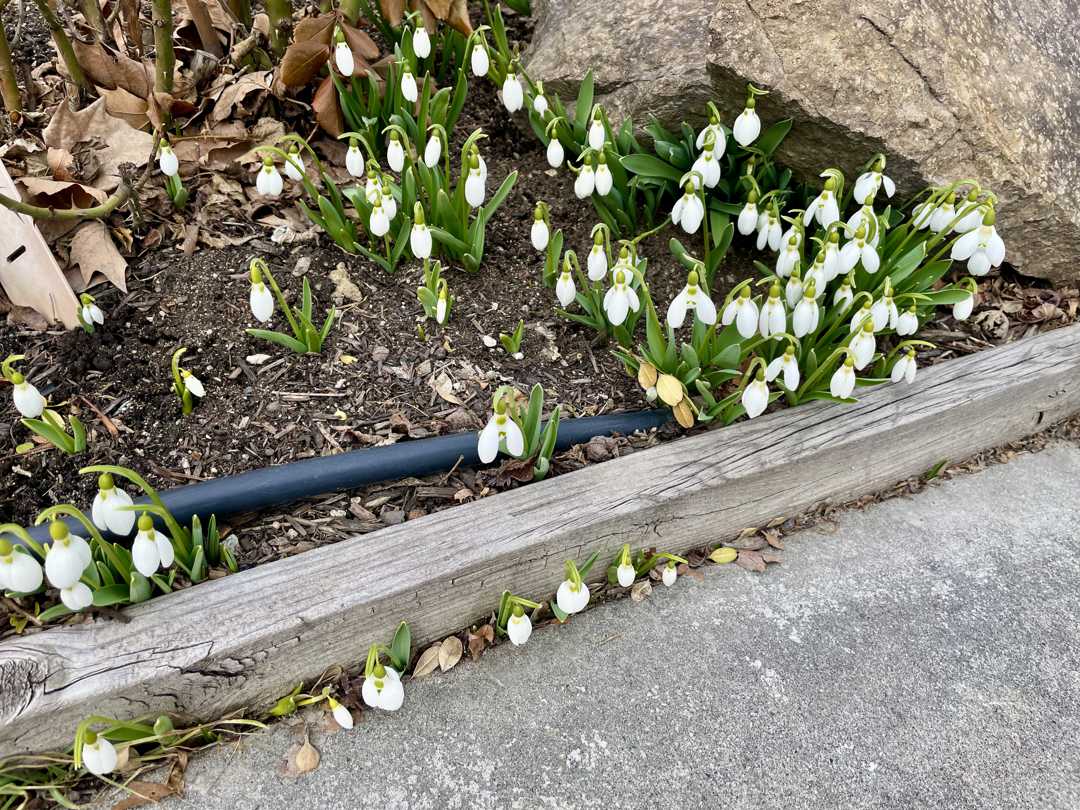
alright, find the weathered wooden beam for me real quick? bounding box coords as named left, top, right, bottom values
left=3, top=324, right=1080, bottom=755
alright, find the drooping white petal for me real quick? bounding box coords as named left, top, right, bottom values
left=82, top=736, right=118, bottom=775
left=667, top=289, right=690, bottom=328
left=732, top=108, right=761, bottom=146
left=386, top=140, right=405, bottom=173
left=735, top=299, right=758, bottom=339
left=249, top=283, right=274, bottom=323
left=424, top=136, right=442, bottom=168
left=953, top=294, right=975, bottom=321
left=546, top=138, right=564, bottom=168
left=830, top=364, right=856, bottom=398
left=737, top=203, right=758, bottom=235
left=507, top=613, right=533, bottom=645
left=283, top=153, right=305, bottom=181
left=154, top=530, right=174, bottom=569
left=502, top=418, right=525, bottom=458
left=741, top=379, right=769, bottom=419
left=532, top=94, right=549, bottom=116
left=556, top=273, right=576, bottom=307
left=471, top=43, right=489, bottom=76
left=556, top=580, right=590, bottom=614
left=477, top=416, right=502, bottom=463
left=465, top=170, right=486, bottom=208
left=410, top=224, right=432, bottom=259
left=256, top=166, right=283, bottom=198
left=61, top=581, right=93, bottom=610
left=616, top=563, right=635, bottom=588
left=587, top=246, right=607, bottom=281
left=896, top=310, right=918, bottom=336
left=662, top=565, right=677, bottom=587
left=131, top=530, right=161, bottom=578
left=12, top=382, right=45, bottom=418
left=605, top=286, right=630, bottom=326
left=345, top=146, right=364, bottom=177
left=158, top=149, right=179, bottom=177
left=334, top=41, right=354, bottom=76
left=400, top=72, right=418, bottom=103
left=950, top=229, right=981, bottom=261
left=501, top=75, right=523, bottom=112
left=412, top=26, right=431, bottom=58
left=92, top=487, right=136, bottom=536
left=588, top=119, right=605, bottom=151
left=0, top=550, right=43, bottom=593
left=861, top=244, right=880, bottom=273
left=332, top=702, right=354, bottom=730
left=45, top=539, right=88, bottom=589
left=531, top=220, right=549, bottom=251
left=696, top=293, right=717, bottom=326
left=594, top=164, right=613, bottom=196
left=574, top=167, right=594, bottom=199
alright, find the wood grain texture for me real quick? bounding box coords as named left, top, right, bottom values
left=3, top=324, right=1080, bottom=755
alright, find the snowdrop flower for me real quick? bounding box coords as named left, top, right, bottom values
left=953, top=289, right=976, bottom=321
left=333, top=30, right=353, bottom=76
left=732, top=97, right=761, bottom=147
left=803, top=178, right=840, bottom=229
left=369, top=197, right=390, bottom=237
left=478, top=396, right=524, bottom=463
left=766, top=344, right=800, bottom=390
left=895, top=305, right=919, bottom=336
left=849, top=300, right=874, bottom=333
left=470, top=38, right=489, bottom=76
left=912, top=200, right=935, bottom=230
left=81, top=732, right=118, bottom=776
left=530, top=205, right=550, bottom=252
left=929, top=194, right=956, bottom=233
left=785, top=270, right=803, bottom=309
left=669, top=270, right=717, bottom=329
left=362, top=664, right=404, bottom=711
left=507, top=606, right=532, bottom=645
left=574, top=162, right=595, bottom=199
left=423, top=132, right=442, bottom=168
left=158, top=140, right=178, bottom=176
left=839, top=226, right=879, bottom=274
left=328, top=697, right=353, bottom=730
left=891, top=348, right=918, bottom=384
left=758, top=284, right=786, bottom=339
left=846, top=205, right=880, bottom=247
left=792, top=282, right=820, bottom=337
left=44, top=521, right=91, bottom=590
left=853, top=157, right=895, bottom=205
left=91, top=473, right=136, bottom=536
left=380, top=184, right=397, bottom=221
left=950, top=210, right=1005, bottom=276
left=345, top=141, right=364, bottom=177
left=61, top=582, right=93, bottom=610
left=737, top=194, right=759, bottom=235
left=282, top=145, right=305, bottom=182
left=400, top=68, right=418, bottom=103
left=386, top=132, right=405, bottom=173
left=804, top=253, right=827, bottom=297
left=556, top=576, right=590, bottom=614
left=587, top=233, right=608, bottom=281
left=532, top=92, right=549, bottom=116
left=616, top=561, right=635, bottom=588
left=501, top=71, right=523, bottom=113
left=465, top=157, right=485, bottom=208
left=436, top=283, right=449, bottom=325
left=757, top=208, right=782, bottom=251
left=603, top=269, right=640, bottom=326
left=594, top=155, right=613, bottom=197
left=662, top=562, right=678, bottom=587
left=9, top=371, right=46, bottom=418
left=870, top=295, right=898, bottom=331
left=741, top=371, right=770, bottom=419
left=0, top=540, right=43, bottom=593
left=182, top=369, right=205, bottom=399
left=80, top=295, right=105, bottom=329
left=850, top=320, right=877, bottom=370
left=587, top=111, right=605, bottom=151
left=953, top=192, right=987, bottom=233
left=410, top=204, right=432, bottom=259
left=412, top=25, right=431, bottom=59
left=131, top=513, right=174, bottom=578
left=555, top=260, right=576, bottom=307
left=671, top=183, right=705, bottom=234
left=696, top=115, right=726, bottom=157
left=692, top=136, right=722, bottom=189
left=823, top=232, right=842, bottom=281
left=364, top=171, right=382, bottom=204
left=776, top=235, right=801, bottom=278
left=830, top=356, right=857, bottom=398
left=721, top=285, right=758, bottom=338
left=833, top=278, right=854, bottom=310
left=546, top=136, right=564, bottom=168
left=255, top=158, right=283, bottom=198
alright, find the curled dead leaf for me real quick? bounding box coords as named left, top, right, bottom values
left=312, top=76, right=343, bottom=136
left=412, top=643, right=441, bottom=677
left=280, top=40, right=330, bottom=88
left=340, top=22, right=381, bottom=61
left=292, top=734, right=320, bottom=774
left=708, top=546, right=737, bottom=565
left=630, top=580, right=652, bottom=602
left=673, top=399, right=694, bottom=429
left=293, top=12, right=337, bottom=44
left=438, top=635, right=463, bottom=672
left=656, top=373, right=683, bottom=406
left=637, top=361, right=658, bottom=389
left=735, top=549, right=767, bottom=573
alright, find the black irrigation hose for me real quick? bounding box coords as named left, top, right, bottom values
left=17, top=409, right=673, bottom=548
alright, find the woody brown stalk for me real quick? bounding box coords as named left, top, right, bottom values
left=0, top=7, right=21, bottom=117
left=152, top=0, right=174, bottom=93
left=184, top=0, right=222, bottom=56
left=30, top=0, right=93, bottom=96
left=81, top=0, right=109, bottom=43
left=266, top=0, right=291, bottom=58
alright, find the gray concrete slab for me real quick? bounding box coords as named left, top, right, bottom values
left=159, top=444, right=1080, bottom=810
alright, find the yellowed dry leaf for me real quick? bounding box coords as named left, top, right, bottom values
left=637, top=361, right=658, bottom=389
left=656, top=374, right=683, bottom=406
left=111, top=779, right=176, bottom=810
left=98, top=87, right=150, bottom=129
left=412, top=643, right=441, bottom=677
left=630, top=580, right=652, bottom=602
left=708, top=547, right=737, bottom=565
left=69, top=220, right=128, bottom=292
left=438, top=636, right=463, bottom=672
left=293, top=735, right=320, bottom=774
left=43, top=98, right=154, bottom=191
left=432, top=371, right=463, bottom=405
left=673, top=399, right=695, bottom=429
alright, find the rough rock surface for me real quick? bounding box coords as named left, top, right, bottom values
left=525, top=0, right=1080, bottom=284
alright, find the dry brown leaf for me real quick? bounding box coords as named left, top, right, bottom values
left=210, top=71, right=273, bottom=123
left=444, top=0, right=472, bottom=35
left=412, top=643, right=441, bottom=677
left=69, top=220, right=128, bottom=291
left=438, top=635, right=463, bottom=671
left=630, top=580, right=652, bottom=602
left=294, top=12, right=337, bottom=44
left=735, top=549, right=767, bottom=573
left=99, top=87, right=150, bottom=129
left=432, top=371, right=463, bottom=405
left=72, top=40, right=152, bottom=98
left=466, top=624, right=494, bottom=660
left=111, top=780, right=176, bottom=810
left=17, top=177, right=107, bottom=207
left=423, top=0, right=449, bottom=17
left=42, top=98, right=154, bottom=190
left=410, top=0, right=437, bottom=31
left=340, top=22, right=381, bottom=61
left=762, top=528, right=784, bottom=550
left=312, top=76, right=343, bottom=137
left=280, top=40, right=330, bottom=89
left=379, top=0, right=406, bottom=25
left=46, top=148, right=76, bottom=181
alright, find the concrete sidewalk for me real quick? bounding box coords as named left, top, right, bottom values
left=160, top=444, right=1080, bottom=810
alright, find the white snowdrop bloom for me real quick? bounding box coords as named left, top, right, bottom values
left=954, top=197, right=987, bottom=233
left=845, top=206, right=879, bottom=247
left=345, top=143, right=364, bottom=177
left=330, top=698, right=354, bottom=730
left=803, top=179, right=840, bottom=229
left=757, top=210, right=782, bottom=251
left=853, top=166, right=895, bottom=205
left=912, top=200, right=935, bottom=230
left=91, top=474, right=136, bottom=536
left=44, top=523, right=91, bottom=590
left=436, top=286, right=449, bottom=325
left=501, top=72, right=523, bottom=113
left=668, top=271, right=718, bottom=329
left=833, top=280, right=854, bottom=310
left=412, top=25, right=431, bottom=58
left=131, top=514, right=174, bottom=578
left=785, top=273, right=803, bottom=309
left=362, top=665, right=404, bottom=711
left=737, top=199, right=759, bottom=235
left=546, top=137, right=564, bottom=168
left=256, top=160, right=283, bottom=198
left=741, top=373, right=770, bottom=419
left=671, top=186, right=705, bottom=235
left=720, top=287, right=758, bottom=338
left=776, top=236, right=801, bottom=278
left=478, top=401, right=525, bottom=463
left=81, top=300, right=105, bottom=327
left=249, top=278, right=274, bottom=326
left=587, top=241, right=608, bottom=281
left=0, top=543, right=43, bottom=593
left=334, top=39, right=354, bottom=76
left=603, top=270, right=640, bottom=326
left=410, top=213, right=432, bottom=259
left=158, top=142, right=178, bottom=177
left=423, top=134, right=442, bottom=168
left=11, top=374, right=45, bottom=418
left=953, top=290, right=976, bottom=321
left=823, top=233, right=842, bottom=281
left=849, top=301, right=874, bottom=333
left=533, top=93, right=549, bottom=116
left=692, top=146, right=722, bottom=189
left=732, top=102, right=761, bottom=147
left=400, top=69, right=418, bottom=103
left=594, top=159, right=613, bottom=197
left=870, top=296, right=898, bottom=331
left=556, top=578, right=590, bottom=614
left=758, top=285, right=786, bottom=339
left=386, top=135, right=405, bottom=173
left=476, top=152, right=489, bottom=188
left=364, top=172, right=382, bottom=204
left=950, top=214, right=1005, bottom=276
left=507, top=609, right=533, bottom=645
left=283, top=148, right=305, bottom=182
left=616, top=562, right=635, bottom=588
left=804, top=257, right=827, bottom=298
left=896, top=306, right=919, bottom=336
left=792, top=287, right=820, bottom=337
left=574, top=164, right=595, bottom=199
left=839, top=228, right=879, bottom=274
left=183, top=371, right=205, bottom=398
left=531, top=214, right=550, bottom=252
left=470, top=41, right=489, bottom=76
left=587, top=115, right=605, bottom=151
left=380, top=186, right=397, bottom=221
left=82, top=733, right=118, bottom=776
left=766, top=346, right=801, bottom=390
left=61, top=581, right=93, bottom=611
left=929, top=196, right=956, bottom=233
left=696, top=120, right=726, bottom=157
left=850, top=321, right=877, bottom=370
left=891, top=350, right=918, bottom=384
left=465, top=163, right=486, bottom=208
left=662, top=564, right=678, bottom=587
left=830, top=357, right=857, bottom=399
left=555, top=264, right=576, bottom=307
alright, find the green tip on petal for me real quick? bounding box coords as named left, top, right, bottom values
left=137, top=513, right=153, bottom=532
left=49, top=520, right=68, bottom=541
left=98, top=472, right=115, bottom=491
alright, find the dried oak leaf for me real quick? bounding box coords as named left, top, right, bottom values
left=467, top=624, right=494, bottom=660
left=72, top=40, right=152, bottom=98
left=412, top=643, right=441, bottom=677
left=438, top=635, right=463, bottom=671
left=735, top=549, right=767, bottom=573
left=69, top=220, right=129, bottom=291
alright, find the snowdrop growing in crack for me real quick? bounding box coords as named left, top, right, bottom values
left=0, top=540, right=42, bottom=594
left=44, top=521, right=90, bottom=591
left=131, top=513, right=175, bottom=579
left=81, top=731, right=119, bottom=776
left=616, top=546, right=636, bottom=587
left=950, top=210, right=1005, bottom=276
left=767, top=344, right=801, bottom=391
left=478, top=394, right=524, bottom=463
left=853, top=156, right=895, bottom=205
left=362, top=664, right=404, bottom=711
left=333, top=28, right=353, bottom=76
left=668, top=269, right=717, bottom=329
left=255, top=157, right=283, bottom=198
left=830, top=355, right=857, bottom=399
left=507, top=605, right=533, bottom=645
left=501, top=71, right=523, bottom=113
left=792, top=281, right=820, bottom=337
left=849, top=320, right=877, bottom=370
left=328, top=697, right=354, bottom=730
left=603, top=269, right=640, bottom=326
left=803, top=177, right=840, bottom=229
left=556, top=565, right=590, bottom=614
left=671, top=181, right=705, bottom=235
left=721, top=285, right=759, bottom=339
left=345, top=140, right=364, bottom=177
left=91, top=473, right=136, bottom=536
left=891, top=348, right=918, bottom=384
left=737, top=193, right=759, bottom=235
left=758, top=283, right=786, bottom=339
left=662, top=562, right=678, bottom=587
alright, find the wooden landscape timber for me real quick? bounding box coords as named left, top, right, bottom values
left=2, top=322, right=1080, bottom=755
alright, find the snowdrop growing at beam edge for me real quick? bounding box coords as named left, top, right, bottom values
left=671, top=182, right=705, bottom=235
left=0, top=539, right=43, bottom=594
left=507, top=605, right=533, bottom=645
left=668, top=269, right=717, bottom=329
left=329, top=697, right=354, bottom=730
left=81, top=731, right=119, bottom=776
left=722, top=285, right=759, bottom=339
left=91, top=473, right=136, bottom=536
left=891, top=348, right=918, bottom=384
left=950, top=209, right=1005, bottom=276
left=766, top=344, right=801, bottom=391
left=478, top=393, right=525, bottom=463
left=604, top=269, right=640, bottom=326
left=362, top=664, right=404, bottom=711
left=255, top=157, right=283, bottom=198
left=830, top=355, right=857, bottom=399
left=853, top=155, right=895, bottom=205
left=556, top=561, right=590, bottom=615
left=131, top=513, right=175, bottom=579
left=616, top=545, right=636, bottom=587
left=662, top=562, right=678, bottom=587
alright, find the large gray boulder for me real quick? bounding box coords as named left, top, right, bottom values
left=525, top=0, right=1080, bottom=284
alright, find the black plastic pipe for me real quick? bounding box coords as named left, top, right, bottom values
left=16, top=409, right=672, bottom=547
